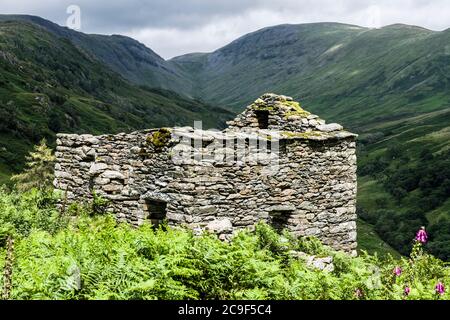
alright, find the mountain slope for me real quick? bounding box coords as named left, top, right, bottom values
left=0, top=14, right=196, bottom=96
left=172, top=23, right=450, bottom=123
left=172, top=23, right=369, bottom=109
left=0, top=20, right=232, bottom=183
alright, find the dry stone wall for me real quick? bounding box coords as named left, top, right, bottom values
left=54, top=94, right=358, bottom=254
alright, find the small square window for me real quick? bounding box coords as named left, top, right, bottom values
left=144, top=200, right=167, bottom=228
left=269, top=210, right=293, bottom=233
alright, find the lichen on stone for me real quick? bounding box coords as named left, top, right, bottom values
left=252, top=100, right=275, bottom=111
left=283, top=101, right=311, bottom=118
left=254, top=105, right=275, bottom=111
left=146, top=128, right=172, bottom=150
left=281, top=131, right=327, bottom=139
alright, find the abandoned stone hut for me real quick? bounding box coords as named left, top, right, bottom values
left=54, top=93, right=358, bottom=254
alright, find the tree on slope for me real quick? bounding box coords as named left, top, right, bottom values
left=11, top=139, right=56, bottom=192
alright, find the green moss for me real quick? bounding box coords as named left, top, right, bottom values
left=252, top=104, right=275, bottom=112
left=251, top=99, right=310, bottom=117
left=258, top=106, right=275, bottom=111
left=256, top=133, right=273, bottom=141
left=146, top=128, right=172, bottom=150
left=284, top=101, right=301, bottom=108
left=250, top=98, right=275, bottom=111
left=281, top=131, right=326, bottom=139
left=283, top=101, right=311, bottom=118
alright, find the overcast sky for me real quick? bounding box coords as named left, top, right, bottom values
left=1, top=0, right=450, bottom=59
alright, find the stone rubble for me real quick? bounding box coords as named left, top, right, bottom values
left=290, top=251, right=335, bottom=272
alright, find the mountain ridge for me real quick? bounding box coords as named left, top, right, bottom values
left=0, top=14, right=198, bottom=97
left=0, top=18, right=233, bottom=184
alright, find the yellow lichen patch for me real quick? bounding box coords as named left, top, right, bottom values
left=252, top=101, right=275, bottom=111
left=146, top=128, right=172, bottom=150
left=257, top=132, right=273, bottom=141
left=254, top=105, right=275, bottom=112
left=283, top=101, right=311, bottom=118
left=281, top=131, right=328, bottom=139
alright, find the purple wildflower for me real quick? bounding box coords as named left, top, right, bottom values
left=404, top=286, right=411, bottom=296
left=435, top=282, right=445, bottom=295
left=415, top=226, right=428, bottom=244
left=355, top=288, right=363, bottom=299
left=393, top=266, right=402, bottom=276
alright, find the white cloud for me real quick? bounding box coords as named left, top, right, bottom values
left=1, top=0, right=450, bottom=58
left=126, top=9, right=312, bottom=58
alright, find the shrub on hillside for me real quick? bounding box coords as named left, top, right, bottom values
left=0, top=188, right=66, bottom=242
left=10, top=139, right=55, bottom=192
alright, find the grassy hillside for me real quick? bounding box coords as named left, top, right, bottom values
left=171, top=23, right=450, bottom=119
left=171, top=23, right=450, bottom=260
left=0, top=15, right=196, bottom=96
left=357, top=108, right=450, bottom=260
left=0, top=20, right=233, bottom=184
left=357, top=218, right=401, bottom=259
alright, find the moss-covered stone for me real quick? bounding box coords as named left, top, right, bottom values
left=283, top=101, right=311, bottom=118
left=281, top=131, right=327, bottom=139
left=252, top=103, right=275, bottom=112
left=146, top=128, right=172, bottom=150
left=255, top=106, right=275, bottom=111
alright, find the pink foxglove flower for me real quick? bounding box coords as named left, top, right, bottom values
left=435, top=282, right=445, bottom=295
left=404, top=286, right=411, bottom=296
left=415, top=227, right=428, bottom=244
left=393, top=266, right=402, bottom=276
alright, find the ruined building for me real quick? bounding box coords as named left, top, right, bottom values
left=54, top=94, right=358, bottom=254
